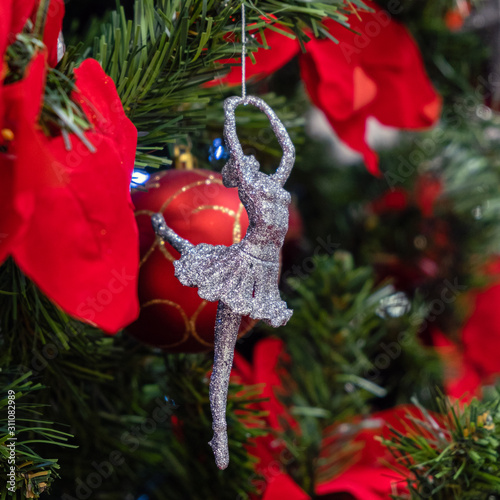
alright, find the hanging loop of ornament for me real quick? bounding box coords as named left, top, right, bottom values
left=241, top=1, right=247, bottom=99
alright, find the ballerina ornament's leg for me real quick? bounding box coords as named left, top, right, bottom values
left=209, top=301, right=242, bottom=469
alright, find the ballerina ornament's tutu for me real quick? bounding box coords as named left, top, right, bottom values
left=152, top=94, right=295, bottom=470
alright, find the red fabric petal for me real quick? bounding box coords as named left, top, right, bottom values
left=36, top=0, right=65, bottom=67
left=7, top=0, right=36, bottom=46
left=0, top=1, right=63, bottom=66
left=353, top=66, right=377, bottom=111
left=262, top=473, right=310, bottom=500
left=233, top=344, right=417, bottom=500
left=73, top=59, right=137, bottom=170
left=233, top=343, right=304, bottom=499
left=432, top=330, right=481, bottom=401
left=252, top=337, right=291, bottom=430
left=209, top=3, right=440, bottom=176
left=316, top=406, right=419, bottom=498
left=0, top=51, right=47, bottom=263
left=10, top=59, right=139, bottom=333
left=0, top=153, right=18, bottom=261
left=208, top=28, right=300, bottom=87
left=317, top=466, right=403, bottom=500
left=462, top=281, right=500, bottom=378
left=0, top=1, right=13, bottom=58
left=300, top=3, right=440, bottom=175
left=415, top=175, right=442, bottom=217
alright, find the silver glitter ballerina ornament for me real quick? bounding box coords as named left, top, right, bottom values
left=151, top=4, right=294, bottom=472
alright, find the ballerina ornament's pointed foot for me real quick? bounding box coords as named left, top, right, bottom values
left=209, top=425, right=229, bottom=470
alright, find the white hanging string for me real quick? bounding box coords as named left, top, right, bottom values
left=241, top=2, right=247, bottom=100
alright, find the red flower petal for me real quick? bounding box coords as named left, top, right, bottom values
left=301, top=4, right=441, bottom=175
left=233, top=344, right=416, bottom=500
left=233, top=342, right=304, bottom=498
left=415, top=175, right=442, bottom=217
left=73, top=59, right=137, bottom=170
left=462, top=281, right=500, bottom=378
left=6, top=0, right=36, bottom=47
left=36, top=0, right=65, bottom=67
left=8, top=58, right=139, bottom=333
left=432, top=330, right=481, bottom=401
left=0, top=51, right=47, bottom=262
left=262, top=473, right=309, bottom=500
left=207, top=27, right=300, bottom=87
left=1, top=1, right=62, bottom=65
left=0, top=1, right=13, bottom=57
left=252, top=337, right=297, bottom=431
left=317, top=466, right=403, bottom=500
left=353, top=66, right=377, bottom=111
left=317, top=406, right=421, bottom=498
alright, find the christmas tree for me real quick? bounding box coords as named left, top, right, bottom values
left=2, top=0, right=500, bottom=499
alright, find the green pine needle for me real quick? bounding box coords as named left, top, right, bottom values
left=382, top=392, right=500, bottom=500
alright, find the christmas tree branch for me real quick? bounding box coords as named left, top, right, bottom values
left=382, top=393, right=500, bottom=499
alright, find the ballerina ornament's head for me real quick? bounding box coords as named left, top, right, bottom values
left=221, top=95, right=261, bottom=188
left=221, top=94, right=295, bottom=190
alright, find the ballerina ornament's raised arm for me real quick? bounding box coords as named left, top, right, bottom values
left=151, top=4, right=295, bottom=470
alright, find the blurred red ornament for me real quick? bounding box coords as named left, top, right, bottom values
left=445, top=2, right=471, bottom=31
left=415, top=174, right=443, bottom=217
left=129, top=169, right=256, bottom=352
left=371, top=188, right=409, bottom=214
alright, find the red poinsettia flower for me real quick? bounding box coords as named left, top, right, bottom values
left=462, top=260, right=500, bottom=379
left=0, top=2, right=139, bottom=333
left=214, top=1, right=441, bottom=176
left=317, top=404, right=447, bottom=499
left=233, top=338, right=412, bottom=500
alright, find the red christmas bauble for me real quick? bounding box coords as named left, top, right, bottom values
left=128, top=169, right=255, bottom=353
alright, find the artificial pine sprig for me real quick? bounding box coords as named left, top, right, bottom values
left=382, top=394, right=500, bottom=500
